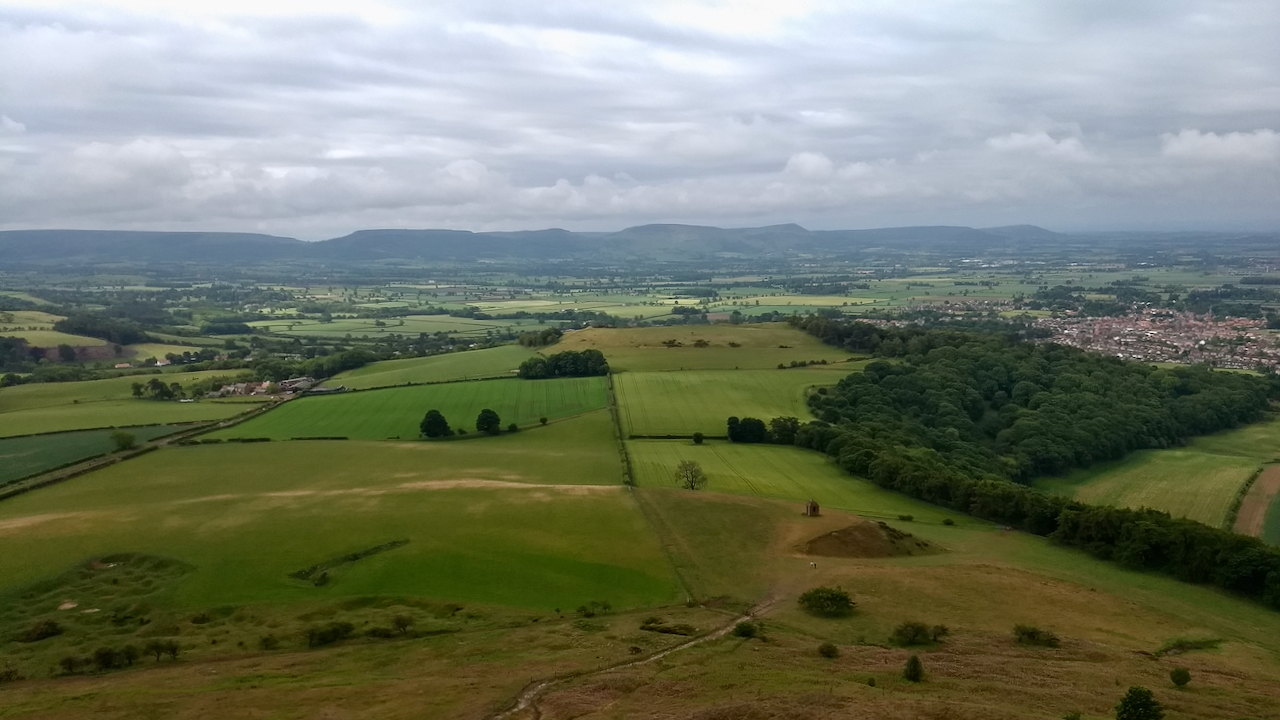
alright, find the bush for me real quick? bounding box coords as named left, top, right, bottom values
left=539, top=417, right=548, bottom=426
left=942, top=518, right=955, bottom=526
left=58, top=655, right=87, bottom=675
left=18, top=618, right=63, bottom=643
left=817, top=642, right=839, bottom=658
left=1115, top=686, right=1164, bottom=720
left=890, top=621, right=932, bottom=646
left=897, top=514, right=914, bottom=522
left=902, top=654, right=924, bottom=682
left=507, top=423, right=518, bottom=433
left=392, top=615, right=413, bottom=634
left=731, top=621, right=759, bottom=639
left=1013, top=624, right=1061, bottom=648
left=305, top=621, right=355, bottom=647
left=798, top=586, right=855, bottom=617
left=258, top=635, right=280, bottom=650
left=576, top=600, right=612, bottom=618
left=692, top=432, right=704, bottom=444
left=1170, top=668, right=1190, bottom=687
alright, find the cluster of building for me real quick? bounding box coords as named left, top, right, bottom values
left=1033, top=311, right=1280, bottom=370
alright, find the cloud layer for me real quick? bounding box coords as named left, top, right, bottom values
left=1, top=0, right=1278, bottom=237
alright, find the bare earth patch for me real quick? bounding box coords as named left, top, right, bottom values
left=1234, top=464, right=1280, bottom=537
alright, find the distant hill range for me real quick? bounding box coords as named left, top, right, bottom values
left=0, top=224, right=1274, bottom=264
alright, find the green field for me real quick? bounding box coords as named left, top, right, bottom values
left=0, top=371, right=266, bottom=437
left=212, top=376, right=607, bottom=440
left=0, top=329, right=107, bottom=347
left=1035, top=417, right=1280, bottom=527
left=615, top=368, right=845, bottom=436
left=629, top=440, right=958, bottom=523
left=329, top=345, right=537, bottom=389
left=549, top=323, right=858, bottom=372
left=0, top=413, right=671, bottom=610
left=249, top=314, right=543, bottom=338
left=0, top=425, right=184, bottom=485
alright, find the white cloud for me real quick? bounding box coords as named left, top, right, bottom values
left=986, top=132, right=1093, bottom=161
left=0, top=116, right=25, bottom=133
left=784, top=152, right=835, bottom=180
left=1161, top=129, right=1280, bottom=162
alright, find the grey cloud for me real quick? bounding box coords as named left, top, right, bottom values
left=0, top=0, right=1277, bottom=237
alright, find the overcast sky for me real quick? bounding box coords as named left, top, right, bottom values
left=1, top=0, right=1277, bottom=238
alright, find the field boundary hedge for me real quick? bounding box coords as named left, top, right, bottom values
left=1224, top=461, right=1279, bottom=530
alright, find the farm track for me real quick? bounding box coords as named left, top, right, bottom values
left=490, top=595, right=778, bottom=720
left=1235, top=465, right=1280, bottom=537
left=0, top=398, right=285, bottom=503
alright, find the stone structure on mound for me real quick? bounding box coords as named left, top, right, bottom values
left=804, top=499, right=820, bottom=517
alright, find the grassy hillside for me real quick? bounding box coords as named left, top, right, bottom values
left=211, top=376, right=606, bottom=440
left=0, top=426, right=184, bottom=485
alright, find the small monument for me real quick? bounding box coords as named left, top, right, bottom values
left=804, top=499, right=820, bottom=517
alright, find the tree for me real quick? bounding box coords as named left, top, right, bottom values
left=798, top=586, right=855, bottom=617
left=902, top=654, right=924, bottom=682
left=57, top=344, right=77, bottom=362
left=109, top=430, right=136, bottom=452
left=476, top=408, right=501, bottom=435
left=1115, top=686, right=1163, bottom=720
left=890, top=621, right=932, bottom=646
left=692, top=432, right=704, bottom=445
left=419, top=409, right=451, bottom=438
left=144, top=640, right=167, bottom=661
left=507, top=423, right=519, bottom=433
left=1170, top=668, right=1190, bottom=687
left=675, top=460, right=708, bottom=490
left=817, top=642, right=839, bottom=658
left=769, top=416, right=801, bottom=445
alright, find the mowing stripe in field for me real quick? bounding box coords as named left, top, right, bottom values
left=211, top=376, right=608, bottom=440
left=614, top=369, right=837, bottom=436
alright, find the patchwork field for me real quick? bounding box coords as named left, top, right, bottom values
left=0, top=412, right=664, bottom=612
left=1036, top=417, right=1280, bottom=528
left=0, top=371, right=266, bottom=437
left=212, top=376, right=607, bottom=440
left=548, top=323, right=859, bottom=372
left=615, top=368, right=843, bottom=436
left=329, top=345, right=536, bottom=389
left=0, top=425, right=184, bottom=485
left=628, top=439, right=956, bottom=523
left=1236, top=464, right=1280, bottom=543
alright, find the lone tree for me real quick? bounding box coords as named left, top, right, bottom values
left=902, top=654, right=924, bottom=682
left=476, top=408, right=502, bottom=435
left=419, top=409, right=452, bottom=438
left=1115, top=686, right=1164, bottom=720
left=692, top=432, right=704, bottom=445
left=109, top=430, right=136, bottom=452
left=675, top=460, right=708, bottom=490
left=1169, top=668, right=1190, bottom=687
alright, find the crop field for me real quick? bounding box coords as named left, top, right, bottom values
left=629, top=440, right=956, bottom=523
left=1035, top=417, right=1280, bottom=528
left=0, top=425, right=183, bottom=485
left=123, top=342, right=204, bottom=360
left=0, top=329, right=106, bottom=347
left=212, top=376, right=607, bottom=440
left=1236, top=465, right=1280, bottom=543
left=548, top=323, right=858, bottom=372
left=249, top=314, right=542, bottom=338
left=0, top=370, right=267, bottom=437
left=0, top=416, right=673, bottom=610
left=330, top=345, right=536, bottom=389
left=615, top=368, right=848, bottom=436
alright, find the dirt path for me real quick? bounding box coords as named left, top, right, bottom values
left=490, top=595, right=778, bottom=720
left=1235, top=464, right=1280, bottom=537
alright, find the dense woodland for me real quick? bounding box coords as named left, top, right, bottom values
left=780, top=316, right=1280, bottom=608
left=517, top=349, right=609, bottom=379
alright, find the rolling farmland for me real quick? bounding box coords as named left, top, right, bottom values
left=0, top=425, right=184, bottom=485
left=547, top=324, right=859, bottom=372
left=212, top=376, right=607, bottom=440
left=329, top=345, right=536, bottom=389
left=615, top=368, right=842, bottom=436
left=1036, top=417, right=1280, bottom=528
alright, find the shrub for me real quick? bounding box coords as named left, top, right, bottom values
left=18, top=619, right=63, bottom=643
left=731, top=621, right=759, bottom=639
left=942, top=518, right=955, bottom=526
left=692, top=432, right=704, bottom=445
left=392, top=615, right=413, bottom=634
left=119, top=645, right=139, bottom=666
left=1115, top=686, right=1164, bottom=720
left=867, top=677, right=875, bottom=687
left=897, top=514, right=914, bottom=522
left=93, top=647, right=120, bottom=671
left=798, top=586, right=855, bottom=617
left=305, top=621, right=355, bottom=647
left=817, top=642, right=839, bottom=658
left=0, top=667, right=23, bottom=682
left=539, top=417, right=548, bottom=426
left=58, top=655, right=87, bottom=675
left=902, top=654, right=924, bottom=682
left=890, top=621, right=932, bottom=646
left=1013, top=624, right=1061, bottom=648
left=258, top=635, right=280, bottom=650
left=576, top=600, right=612, bottom=618
left=1170, top=668, right=1190, bottom=687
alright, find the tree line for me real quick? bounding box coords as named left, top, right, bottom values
left=751, top=317, right=1280, bottom=609
left=517, top=349, right=609, bottom=379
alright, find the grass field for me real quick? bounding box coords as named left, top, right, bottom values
left=615, top=368, right=848, bottom=436
left=628, top=440, right=958, bottom=523
left=0, top=329, right=107, bottom=347
left=1035, top=417, right=1280, bottom=528
left=0, top=425, right=184, bottom=485
left=123, top=342, right=204, bottom=360
left=0, top=414, right=671, bottom=611
left=249, top=314, right=541, bottom=338
left=212, top=376, right=607, bottom=440
left=329, top=345, right=536, bottom=389
left=0, top=371, right=266, bottom=437
left=548, top=323, right=858, bottom=372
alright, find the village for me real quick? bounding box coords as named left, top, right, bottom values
left=1033, top=310, right=1280, bottom=371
